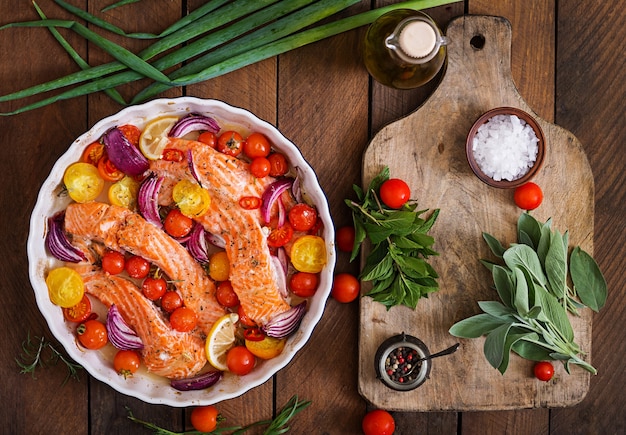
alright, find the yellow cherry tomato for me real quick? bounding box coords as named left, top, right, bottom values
left=63, top=162, right=104, bottom=203
left=108, top=176, right=140, bottom=208
left=46, top=267, right=85, bottom=308
left=245, top=335, right=286, bottom=360
left=172, top=179, right=211, bottom=217
left=209, top=251, right=230, bottom=282
left=290, top=235, right=327, bottom=273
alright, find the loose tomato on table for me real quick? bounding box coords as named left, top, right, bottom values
left=170, top=306, right=197, bottom=332
left=226, top=345, right=256, bottom=375
left=249, top=156, right=271, bottom=178
left=161, top=291, right=183, bottom=313
left=362, top=409, right=396, bottom=435
left=125, top=255, right=150, bottom=279
left=101, top=250, right=125, bottom=275
left=514, top=182, right=543, bottom=211
left=77, top=319, right=108, bottom=350
left=190, top=405, right=219, bottom=433
left=142, top=276, right=167, bottom=301
left=62, top=294, right=92, bottom=323
left=113, top=349, right=141, bottom=378
left=290, top=235, right=327, bottom=273
left=268, top=152, right=288, bottom=177
left=288, top=203, right=318, bottom=232
left=331, top=273, right=360, bottom=303
left=164, top=208, right=194, bottom=238
left=336, top=225, right=356, bottom=253
left=267, top=222, right=293, bottom=248
left=534, top=361, right=554, bottom=381
left=217, top=131, right=244, bottom=157
left=379, top=178, right=410, bottom=209
left=215, top=281, right=239, bottom=308
left=243, top=132, right=271, bottom=158
left=289, top=271, right=319, bottom=298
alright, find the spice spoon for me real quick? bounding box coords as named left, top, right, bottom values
left=405, top=343, right=460, bottom=375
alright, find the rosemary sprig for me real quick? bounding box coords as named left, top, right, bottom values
left=16, top=332, right=83, bottom=384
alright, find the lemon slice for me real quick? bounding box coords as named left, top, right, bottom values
left=139, top=116, right=179, bottom=160
left=205, top=313, right=239, bottom=371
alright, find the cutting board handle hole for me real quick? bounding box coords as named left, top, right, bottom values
left=470, top=34, right=486, bottom=50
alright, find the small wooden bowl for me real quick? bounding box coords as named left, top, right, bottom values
left=466, top=107, right=545, bottom=189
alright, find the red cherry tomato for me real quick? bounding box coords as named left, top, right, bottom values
left=118, top=124, right=141, bottom=147
left=190, top=405, right=219, bottom=433
left=268, top=153, right=288, bottom=177
left=249, top=157, right=271, bottom=178
left=197, top=131, right=217, bottom=148
left=77, top=319, right=108, bottom=350
left=217, top=131, right=244, bottom=157
left=161, top=291, right=183, bottom=313
left=216, top=281, right=240, bottom=308
left=226, top=345, right=256, bottom=375
left=243, top=132, right=271, bottom=158
left=237, top=305, right=257, bottom=327
left=101, top=250, right=125, bottom=275
left=379, top=178, right=411, bottom=209
left=113, top=349, right=141, bottom=378
left=243, top=327, right=265, bottom=342
left=534, top=361, right=555, bottom=381
left=288, top=203, right=318, bottom=232
left=164, top=208, right=194, bottom=238
left=267, top=222, right=293, bottom=248
left=162, top=148, right=185, bottom=162
left=239, top=196, right=262, bottom=210
left=514, top=182, right=543, bottom=211
left=142, top=276, right=167, bottom=301
left=97, top=155, right=124, bottom=182
left=125, top=255, right=150, bottom=279
left=336, top=225, right=356, bottom=253
left=170, top=306, right=197, bottom=332
left=331, top=273, right=360, bottom=303
left=289, top=272, right=319, bottom=298
left=62, top=294, right=92, bottom=323
left=81, top=142, right=105, bottom=166
left=362, top=409, right=396, bottom=435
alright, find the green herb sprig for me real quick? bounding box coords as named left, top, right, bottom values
left=16, top=332, right=83, bottom=384
left=449, top=213, right=607, bottom=375
left=126, top=395, right=311, bottom=434
left=346, top=167, right=440, bottom=310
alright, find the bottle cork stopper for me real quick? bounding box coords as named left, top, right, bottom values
left=398, top=20, right=437, bottom=59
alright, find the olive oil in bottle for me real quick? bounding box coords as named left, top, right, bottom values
left=363, top=10, right=447, bottom=89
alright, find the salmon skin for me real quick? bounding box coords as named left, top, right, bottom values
left=64, top=201, right=225, bottom=336
left=150, top=138, right=292, bottom=325
left=81, top=270, right=207, bottom=379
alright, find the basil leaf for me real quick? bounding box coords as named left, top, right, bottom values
left=570, top=247, right=607, bottom=311
left=360, top=253, right=393, bottom=281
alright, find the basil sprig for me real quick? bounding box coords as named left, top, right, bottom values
left=449, top=213, right=607, bottom=375
left=345, top=167, right=440, bottom=310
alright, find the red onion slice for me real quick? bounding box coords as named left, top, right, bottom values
left=137, top=174, right=164, bottom=228
left=186, top=223, right=209, bottom=263
left=170, top=370, right=222, bottom=391
left=45, top=212, right=86, bottom=263
left=102, top=127, right=149, bottom=176
left=106, top=304, right=143, bottom=350
left=270, top=254, right=288, bottom=299
left=261, top=179, right=293, bottom=224
left=169, top=113, right=220, bottom=138
left=261, top=301, right=307, bottom=338
left=206, top=232, right=225, bottom=249
left=187, top=149, right=202, bottom=186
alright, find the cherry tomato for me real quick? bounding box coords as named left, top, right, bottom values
left=288, top=203, right=318, bottom=232
left=101, top=250, right=125, bottom=275
left=226, top=345, right=256, bottom=375
left=162, top=148, right=185, bottom=162
left=290, top=235, right=327, bottom=273
left=170, top=306, right=197, bottom=332
left=118, top=124, right=141, bottom=147
left=268, top=153, right=288, bottom=177
left=243, top=327, right=265, bottom=342
left=216, top=281, right=240, bottom=308
left=62, top=294, right=92, bottom=323
left=237, top=305, right=257, bottom=327
left=161, top=291, right=183, bottom=313
left=197, top=131, right=217, bottom=148
left=108, top=176, right=140, bottom=208
left=239, top=196, right=262, bottom=210
left=46, top=267, right=85, bottom=308
left=113, top=349, right=141, bottom=378
left=243, top=132, right=271, bottom=158
left=217, top=131, right=244, bottom=157
left=336, top=225, right=356, bottom=253
left=125, top=255, right=150, bottom=279
left=379, top=178, right=411, bottom=209
left=249, top=157, right=271, bottom=178
left=97, top=155, right=125, bottom=182
left=77, top=319, right=108, bottom=350
left=63, top=162, right=105, bottom=203
left=289, top=272, right=319, bottom=298
left=190, top=405, right=219, bottom=433
left=142, top=276, right=167, bottom=301
left=164, top=208, right=194, bottom=238
left=331, top=273, right=360, bottom=303
left=534, top=361, right=555, bottom=381
left=267, top=222, right=294, bottom=248
left=172, top=179, right=211, bottom=218
left=81, top=142, right=105, bottom=166
left=514, top=182, right=543, bottom=211
left=362, top=409, right=396, bottom=435
left=209, top=251, right=230, bottom=282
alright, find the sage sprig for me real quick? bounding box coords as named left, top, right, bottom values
left=449, top=212, right=607, bottom=375
left=346, top=167, right=440, bottom=310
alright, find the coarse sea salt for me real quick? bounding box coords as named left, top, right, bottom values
left=472, top=114, right=539, bottom=181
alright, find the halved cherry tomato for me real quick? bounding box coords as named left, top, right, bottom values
left=239, top=196, right=262, bottom=210
left=197, top=131, right=217, bottom=148
left=108, top=176, right=139, bottom=208
left=243, top=327, right=265, bottom=342
left=161, top=291, right=183, bottom=313
left=237, top=305, right=257, bottom=327
left=217, top=131, right=244, bottom=157
left=215, top=281, right=239, bottom=308
left=243, top=132, right=271, bottom=159
left=98, top=155, right=125, bottom=182
left=162, top=148, right=185, bottom=162
left=63, top=162, right=104, bottom=203
left=250, top=157, right=271, bottom=178
left=164, top=208, right=194, bottom=238
left=77, top=319, right=108, bottom=350
left=142, top=276, right=167, bottom=301
left=81, top=142, right=105, bottom=166
left=268, top=153, right=288, bottom=177
left=289, top=272, right=319, bottom=298
left=125, top=255, right=150, bottom=279
left=62, top=294, right=92, bottom=323
left=172, top=179, right=211, bottom=218
left=118, top=124, right=141, bottom=147
left=101, top=250, right=125, bottom=275
left=288, top=203, right=318, bottom=232
left=113, top=349, right=141, bottom=378
left=226, top=345, right=256, bottom=375
left=267, top=222, right=293, bottom=248
left=290, top=235, right=327, bottom=273
left=170, top=306, right=197, bottom=332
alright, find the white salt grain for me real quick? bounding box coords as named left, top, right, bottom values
left=472, top=114, right=539, bottom=181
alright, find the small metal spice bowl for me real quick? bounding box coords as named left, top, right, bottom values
left=465, top=106, right=546, bottom=189
left=375, top=333, right=431, bottom=391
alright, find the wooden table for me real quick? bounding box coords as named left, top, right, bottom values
left=1, top=1, right=624, bottom=433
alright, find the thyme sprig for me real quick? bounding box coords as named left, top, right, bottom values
left=127, top=395, right=311, bottom=435
left=16, top=332, right=83, bottom=384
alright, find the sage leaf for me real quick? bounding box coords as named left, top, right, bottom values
left=517, top=212, right=542, bottom=249
left=449, top=314, right=508, bottom=338
left=545, top=229, right=568, bottom=299
left=536, top=287, right=574, bottom=343
left=503, top=244, right=547, bottom=286
left=497, top=328, right=536, bottom=374
left=477, top=301, right=514, bottom=319
left=536, top=218, right=553, bottom=265
left=492, top=265, right=514, bottom=308
left=513, top=267, right=530, bottom=316
left=483, top=232, right=506, bottom=258
left=484, top=323, right=514, bottom=370
left=570, top=247, right=607, bottom=312
left=512, top=337, right=552, bottom=361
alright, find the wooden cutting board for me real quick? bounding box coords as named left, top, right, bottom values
left=358, top=15, right=594, bottom=412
